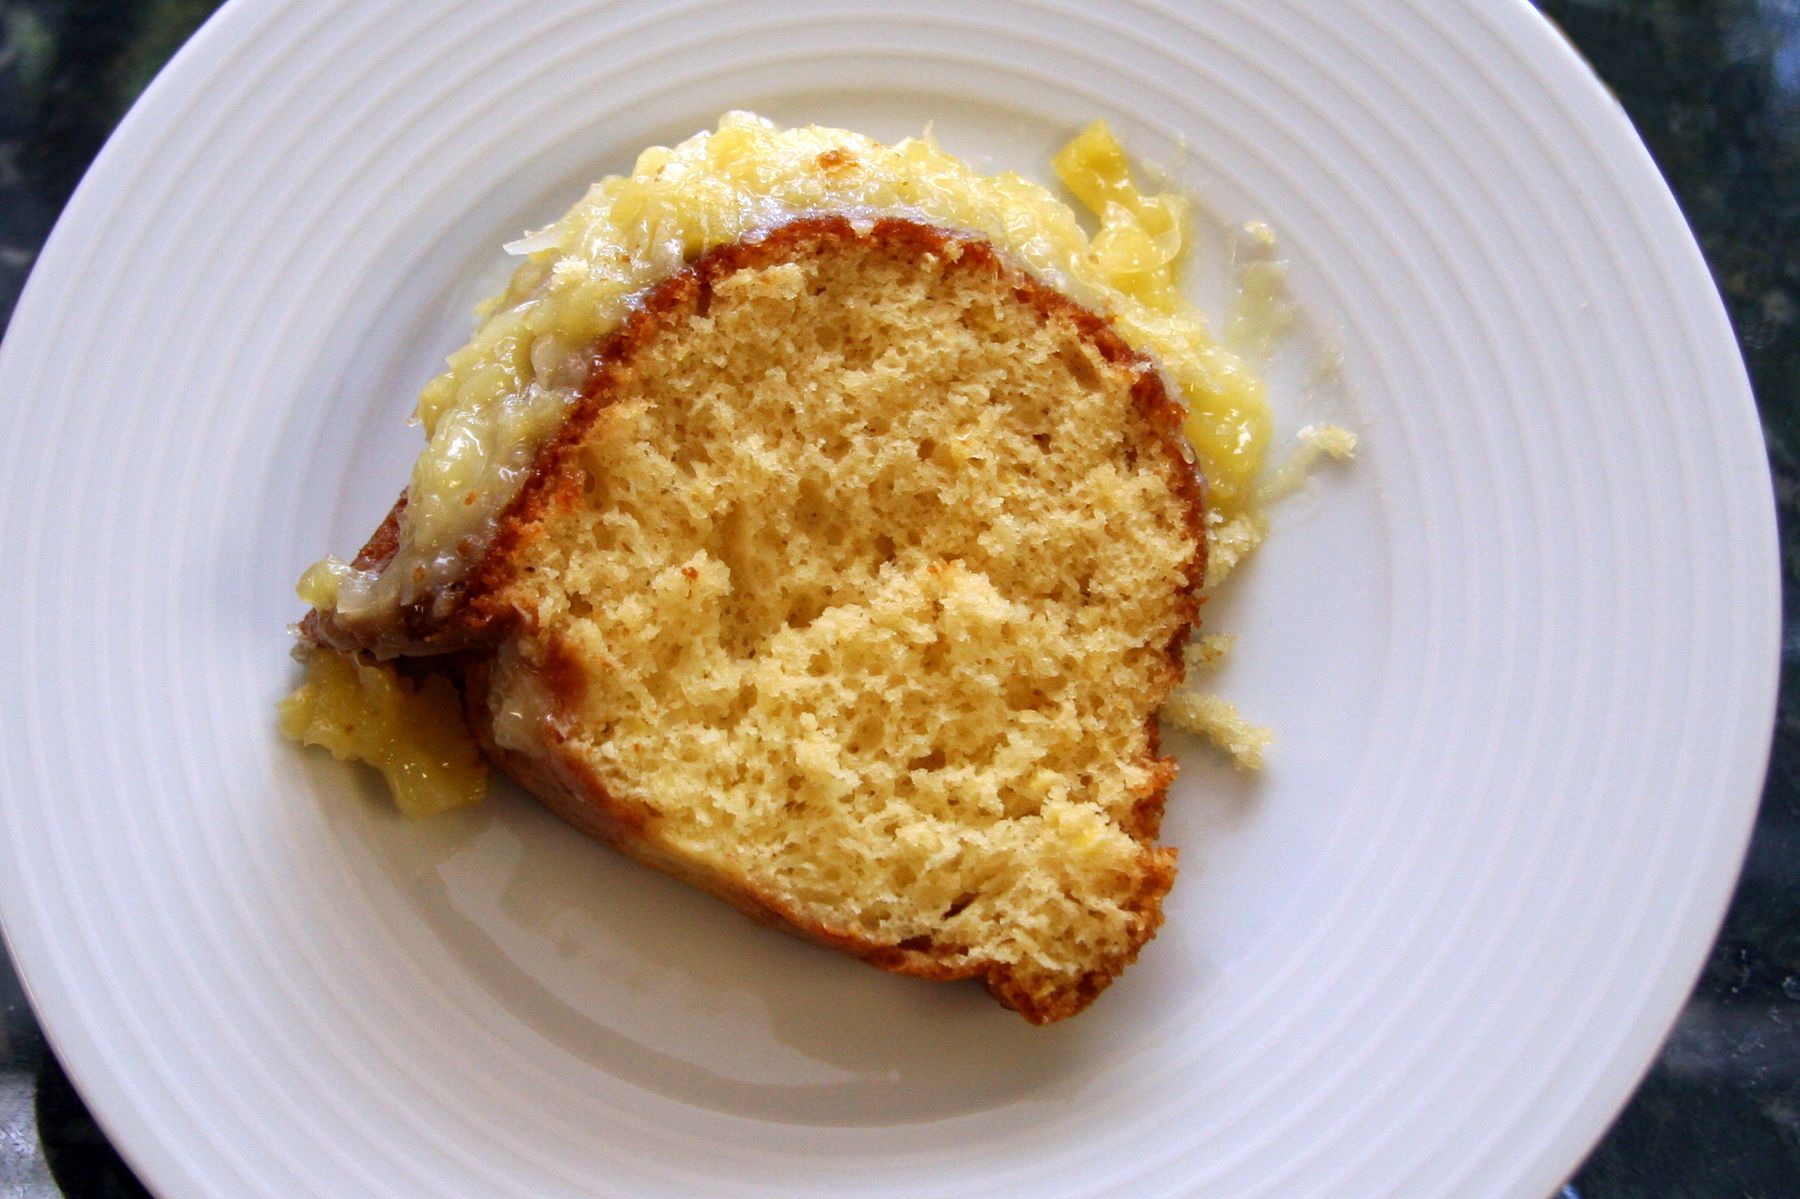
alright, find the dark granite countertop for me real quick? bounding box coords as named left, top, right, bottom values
left=0, top=1, right=1795, bottom=1195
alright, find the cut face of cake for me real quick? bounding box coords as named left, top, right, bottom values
left=290, top=115, right=1229, bottom=1022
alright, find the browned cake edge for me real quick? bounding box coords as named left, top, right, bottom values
left=309, top=216, right=1209, bottom=1022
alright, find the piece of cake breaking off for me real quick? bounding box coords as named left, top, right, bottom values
left=281, top=113, right=1349, bottom=1022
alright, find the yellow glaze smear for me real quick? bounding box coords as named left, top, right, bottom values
left=1051, top=123, right=1271, bottom=513
left=1227, top=220, right=1297, bottom=362
left=303, top=111, right=1271, bottom=623
left=278, top=648, right=487, bottom=818
left=1256, top=423, right=1359, bottom=508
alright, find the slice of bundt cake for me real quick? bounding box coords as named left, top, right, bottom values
left=304, top=214, right=1205, bottom=1022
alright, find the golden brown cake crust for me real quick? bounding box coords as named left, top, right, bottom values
left=311, top=216, right=1206, bottom=1023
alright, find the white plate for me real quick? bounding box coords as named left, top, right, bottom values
left=0, top=1, right=1777, bottom=1196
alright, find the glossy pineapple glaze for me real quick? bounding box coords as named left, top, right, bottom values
left=279, top=647, right=487, bottom=817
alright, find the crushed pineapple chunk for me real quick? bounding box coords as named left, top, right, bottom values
left=279, top=648, right=486, bottom=817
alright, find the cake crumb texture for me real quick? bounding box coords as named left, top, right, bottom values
left=474, top=218, right=1205, bottom=1021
